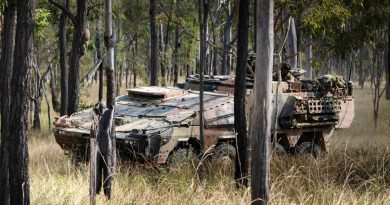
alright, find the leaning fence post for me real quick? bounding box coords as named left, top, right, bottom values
left=89, top=106, right=100, bottom=205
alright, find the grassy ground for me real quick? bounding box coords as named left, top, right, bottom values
left=29, top=86, right=390, bottom=205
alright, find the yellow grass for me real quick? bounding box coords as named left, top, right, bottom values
left=30, top=86, right=390, bottom=204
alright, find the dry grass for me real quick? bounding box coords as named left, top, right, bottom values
left=29, top=86, right=390, bottom=204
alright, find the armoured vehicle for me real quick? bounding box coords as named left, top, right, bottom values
left=53, top=74, right=354, bottom=164
left=54, top=87, right=237, bottom=164
left=183, top=74, right=355, bottom=156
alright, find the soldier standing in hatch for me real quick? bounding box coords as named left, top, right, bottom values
left=273, top=63, right=295, bottom=82
left=247, top=53, right=256, bottom=76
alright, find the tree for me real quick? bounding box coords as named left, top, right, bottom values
left=198, top=0, right=209, bottom=149
left=304, top=36, right=313, bottom=80
left=285, top=12, right=297, bottom=68
left=251, top=0, right=273, bottom=204
left=149, top=0, right=158, bottom=85
left=387, top=16, right=390, bottom=100
left=49, top=0, right=89, bottom=115
left=94, top=0, right=116, bottom=199
left=234, top=0, right=249, bottom=188
left=7, top=0, right=35, bottom=202
left=173, top=0, right=180, bottom=85
left=0, top=0, right=16, bottom=203
left=221, top=0, right=235, bottom=75
left=59, top=0, right=68, bottom=116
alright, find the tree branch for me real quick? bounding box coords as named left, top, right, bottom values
left=48, top=0, right=77, bottom=25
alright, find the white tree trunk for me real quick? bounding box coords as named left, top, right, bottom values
left=305, top=36, right=313, bottom=80
left=286, top=16, right=297, bottom=68
left=251, top=0, right=273, bottom=204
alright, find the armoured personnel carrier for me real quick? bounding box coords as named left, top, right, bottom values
left=53, top=74, right=354, bottom=164
left=54, top=87, right=237, bottom=164
left=182, top=74, right=354, bottom=156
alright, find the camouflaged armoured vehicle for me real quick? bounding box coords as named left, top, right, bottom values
left=53, top=74, right=354, bottom=164
left=54, top=87, right=237, bottom=164
left=180, top=74, right=355, bottom=156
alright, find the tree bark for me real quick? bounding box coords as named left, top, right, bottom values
left=172, top=0, right=180, bottom=85
left=59, top=0, right=68, bottom=116
left=67, top=0, right=88, bottom=115
left=114, top=12, right=121, bottom=95
left=286, top=12, right=297, bottom=68
left=234, top=0, right=249, bottom=187
left=50, top=64, right=60, bottom=112
left=221, top=2, right=234, bottom=75
left=32, top=63, right=41, bottom=130
left=251, top=0, right=273, bottom=204
left=149, top=0, right=158, bottom=86
left=198, top=0, right=209, bottom=148
left=0, top=0, right=16, bottom=203
left=304, top=36, right=313, bottom=80
left=96, top=0, right=116, bottom=199
left=95, top=21, right=104, bottom=102
left=386, top=17, right=390, bottom=99
left=8, top=0, right=35, bottom=202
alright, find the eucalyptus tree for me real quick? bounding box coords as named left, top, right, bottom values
left=251, top=0, right=274, bottom=204
left=49, top=0, right=89, bottom=115
left=234, top=0, right=249, bottom=188
left=198, top=0, right=209, bottom=149
left=149, top=0, right=158, bottom=85
left=94, top=0, right=117, bottom=199
left=6, top=0, right=36, bottom=202
left=58, top=0, right=68, bottom=116
left=0, top=0, right=16, bottom=203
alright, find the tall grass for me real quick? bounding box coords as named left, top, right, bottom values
left=29, top=87, right=390, bottom=204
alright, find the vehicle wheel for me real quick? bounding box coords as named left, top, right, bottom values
left=212, top=144, right=236, bottom=173
left=294, top=141, right=323, bottom=158
left=70, top=147, right=88, bottom=164
left=273, top=143, right=287, bottom=155
left=167, top=148, right=198, bottom=167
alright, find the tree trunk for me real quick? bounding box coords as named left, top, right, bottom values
left=8, top=0, right=35, bottom=202
left=67, top=0, right=88, bottom=115
left=198, top=0, right=209, bottom=148
left=132, top=36, right=138, bottom=88
left=286, top=13, right=297, bottom=68
left=221, top=4, right=234, bottom=75
left=149, top=0, right=158, bottom=86
left=0, top=0, right=16, bottom=203
left=50, top=64, right=60, bottom=112
left=114, top=12, right=120, bottom=95
left=32, top=65, right=41, bottom=130
left=59, top=0, right=68, bottom=116
left=234, top=0, right=249, bottom=187
left=96, top=0, right=116, bottom=199
left=386, top=17, right=390, bottom=99
left=253, top=0, right=256, bottom=51
left=94, top=21, right=104, bottom=101
left=173, top=0, right=180, bottom=86
left=251, top=0, right=273, bottom=204
left=304, top=36, right=313, bottom=80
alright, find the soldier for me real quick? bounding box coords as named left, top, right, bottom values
left=247, top=53, right=256, bottom=75
left=273, top=63, right=295, bottom=82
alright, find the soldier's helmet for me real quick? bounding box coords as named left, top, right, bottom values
left=281, top=63, right=291, bottom=76
left=248, top=52, right=256, bottom=60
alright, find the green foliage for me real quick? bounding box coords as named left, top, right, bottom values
left=35, top=8, right=52, bottom=35
left=78, top=100, right=94, bottom=111
left=284, top=0, right=390, bottom=58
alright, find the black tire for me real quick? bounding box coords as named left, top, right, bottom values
left=167, top=148, right=198, bottom=167
left=212, top=144, right=236, bottom=172
left=273, top=143, right=287, bottom=155
left=294, top=141, right=323, bottom=158
left=70, top=146, right=89, bottom=164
